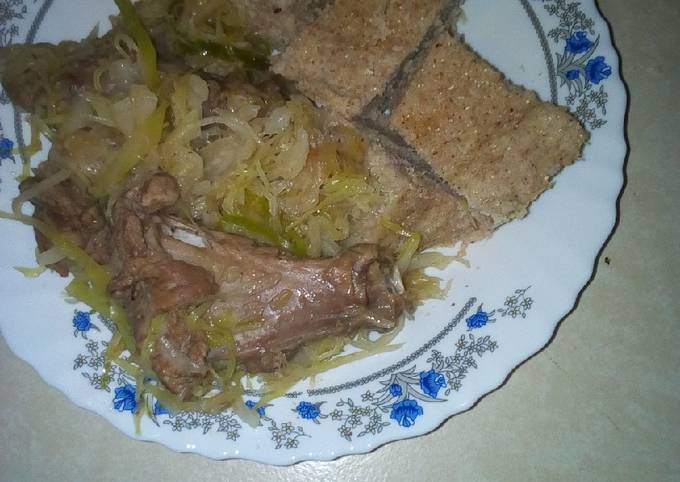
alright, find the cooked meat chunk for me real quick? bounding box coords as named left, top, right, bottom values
left=108, top=173, right=403, bottom=389
left=159, top=223, right=405, bottom=372
left=107, top=174, right=218, bottom=397
left=21, top=163, right=111, bottom=276
left=137, top=174, right=180, bottom=213
left=109, top=253, right=219, bottom=343
left=389, top=33, right=589, bottom=225
left=273, top=0, right=453, bottom=119
left=124, top=173, right=182, bottom=216
left=150, top=311, right=210, bottom=400
left=109, top=174, right=183, bottom=264
left=365, top=261, right=404, bottom=323
left=347, top=139, right=493, bottom=249
left=109, top=175, right=218, bottom=342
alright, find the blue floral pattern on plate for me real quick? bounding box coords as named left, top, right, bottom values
left=0, top=136, right=14, bottom=160
left=295, top=401, right=323, bottom=422
left=466, top=305, right=496, bottom=330
left=72, top=310, right=100, bottom=338
left=419, top=369, right=447, bottom=398
left=0, top=0, right=624, bottom=464
left=0, top=0, right=29, bottom=105
left=390, top=400, right=424, bottom=428
left=113, top=384, right=136, bottom=413
left=544, top=0, right=612, bottom=128
left=70, top=287, right=533, bottom=445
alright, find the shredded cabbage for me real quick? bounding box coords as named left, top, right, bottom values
left=188, top=98, right=379, bottom=258
left=92, top=101, right=167, bottom=197
left=16, top=118, right=44, bottom=181
left=258, top=343, right=401, bottom=407
left=14, top=266, right=46, bottom=278
left=114, top=0, right=160, bottom=90
left=169, top=0, right=271, bottom=72
left=0, top=0, right=463, bottom=423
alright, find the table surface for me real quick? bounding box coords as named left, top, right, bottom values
left=2, top=1, right=679, bottom=481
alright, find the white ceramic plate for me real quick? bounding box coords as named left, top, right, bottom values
left=0, top=0, right=626, bottom=465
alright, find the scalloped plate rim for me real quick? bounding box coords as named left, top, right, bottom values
left=0, top=0, right=627, bottom=465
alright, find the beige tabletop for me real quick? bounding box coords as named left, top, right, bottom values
left=1, top=1, right=679, bottom=481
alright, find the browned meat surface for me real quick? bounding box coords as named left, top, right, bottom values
left=136, top=173, right=180, bottom=213
left=107, top=173, right=404, bottom=392
left=21, top=164, right=111, bottom=276
left=109, top=253, right=218, bottom=342
left=107, top=174, right=218, bottom=398
left=160, top=223, right=405, bottom=372
left=20, top=166, right=405, bottom=396
left=151, top=311, right=210, bottom=399
left=107, top=174, right=218, bottom=335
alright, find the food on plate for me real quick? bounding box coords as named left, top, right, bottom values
left=386, top=33, right=588, bottom=225
left=106, top=173, right=403, bottom=398
left=272, top=0, right=459, bottom=119
left=237, top=0, right=327, bottom=49
left=347, top=138, right=492, bottom=249
left=0, top=0, right=587, bottom=417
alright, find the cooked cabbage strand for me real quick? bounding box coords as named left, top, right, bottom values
left=114, top=0, right=160, bottom=89
left=0, top=0, right=460, bottom=421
